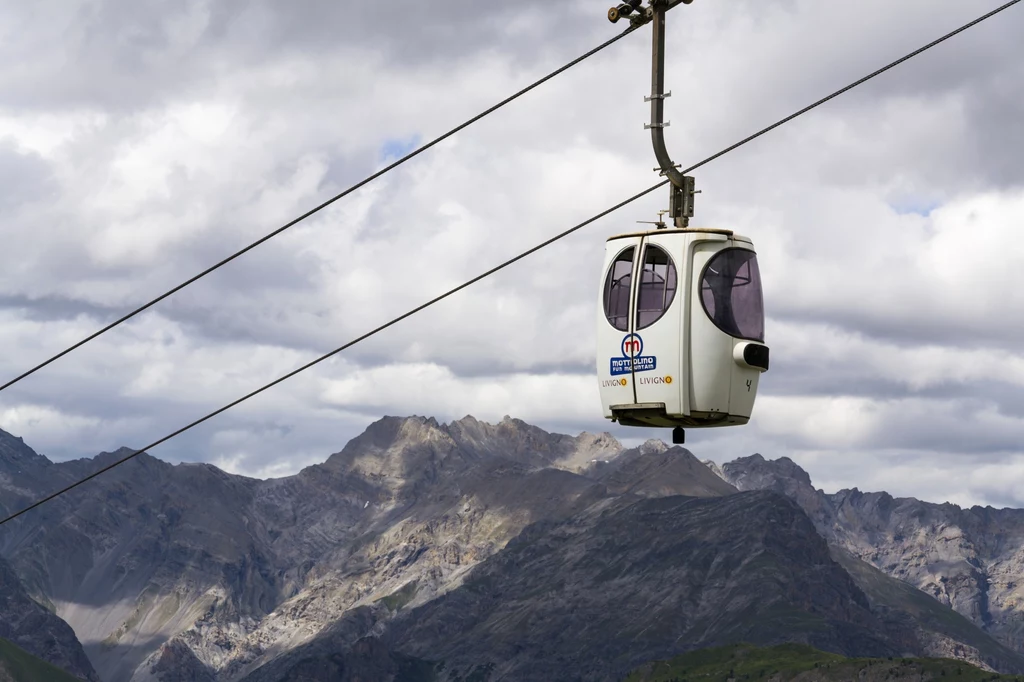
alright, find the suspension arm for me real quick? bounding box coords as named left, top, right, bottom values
left=648, top=3, right=686, bottom=189
left=609, top=0, right=697, bottom=227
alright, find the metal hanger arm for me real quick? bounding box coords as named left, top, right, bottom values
left=648, top=4, right=686, bottom=190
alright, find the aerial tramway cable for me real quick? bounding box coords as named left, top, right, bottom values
left=0, top=0, right=1018, bottom=527
left=0, top=26, right=642, bottom=396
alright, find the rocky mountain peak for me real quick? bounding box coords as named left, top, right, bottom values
left=722, top=452, right=815, bottom=491
left=445, top=414, right=593, bottom=472
left=319, top=415, right=627, bottom=481
left=91, top=446, right=162, bottom=469
left=596, top=443, right=738, bottom=498
left=574, top=430, right=620, bottom=448
left=321, top=415, right=455, bottom=478
left=718, top=453, right=836, bottom=541
left=639, top=438, right=669, bottom=455
left=0, top=428, right=48, bottom=465
left=702, top=459, right=726, bottom=480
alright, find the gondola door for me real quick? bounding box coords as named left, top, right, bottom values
left=598, top=236, right=643, bottom=415
left=628, top=233, right=683, bottom=417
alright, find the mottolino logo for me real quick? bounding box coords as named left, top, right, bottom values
left=610, top=333, right=657, bottom=376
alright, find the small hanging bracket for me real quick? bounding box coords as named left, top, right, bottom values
left=670, top=178, right=699, bottom=226
left=636, top=210, right=670, bottom=230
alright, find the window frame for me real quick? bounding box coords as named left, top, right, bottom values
left=697, top=246, right=765, bottom=343
left=634, top=243, right=679, bottom=331
left=602, top=245, right=637, bottom=332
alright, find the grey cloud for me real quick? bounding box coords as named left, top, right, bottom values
left=0, top=293, right=128, bottom=323
left=967, top=492, right=1021, bottom=512
left=0, top=143, right=56, bottom=211
left=864, top=414, right=1023, bottom=456
left=0, top=0, right=592, bottom=112
left=197, top=0, right=588, bottom=64
left=12, top=409, right=339, bottom=476
left=768, top=307, right=1024, bottom=355
left=960, top=66, right=1024, bottom=189
left=668, top=2, right=1024, bottom=191
left=761, top=362, right=1009, bottom=406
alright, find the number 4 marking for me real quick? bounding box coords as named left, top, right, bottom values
left=746, top=379, right=752, bottom=392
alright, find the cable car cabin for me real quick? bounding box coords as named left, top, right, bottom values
left=597, top=227, right=769, bottom=438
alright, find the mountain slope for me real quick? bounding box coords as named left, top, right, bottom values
left=393, top=491, right=901, bottom=681
left=0, top=557, right=98, bottom=682
left=717, top=454, right=1024, bottom=659
left=0, top=417, right=625, bottom=682
left=240, top=491, right=911, bottom=682
left=0, top=637, right=87, bottom=682
left=831, top=547, right=1024, bottom=673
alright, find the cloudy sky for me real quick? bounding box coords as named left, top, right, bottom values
left=1, top=0, right=1022, bottom=509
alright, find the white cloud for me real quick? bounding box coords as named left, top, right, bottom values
left=320, top=361, right=598, bottom=426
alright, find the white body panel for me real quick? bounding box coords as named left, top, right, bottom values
left=596, top=227, right=768, bottom=429
left=685, top=236, right=732, bottom=417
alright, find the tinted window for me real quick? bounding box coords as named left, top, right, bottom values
left=635, top=245, right=677, bottom=330
left=603, top=246, right=635, bottom=331
left=700, top=248, right=764, bottom=342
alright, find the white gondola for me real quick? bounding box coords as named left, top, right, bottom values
left=596, top=226, right=768, bottom=443
left=599, top=0, right=769, bottom=444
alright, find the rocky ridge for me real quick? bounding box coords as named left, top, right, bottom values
left=240, top=491, right=907, bottom=682
left=3, top=420, right=1024, bottom=681
left=0, top=417, right=674, bottom=682
left=712, top=454, right=1024, bottom=663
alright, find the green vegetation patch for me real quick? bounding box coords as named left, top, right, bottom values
left=627, top=643, right=1024, bottom=682
left=376, top=580, right=420, bottom=612
left=0, top=637, right=85, bottom=682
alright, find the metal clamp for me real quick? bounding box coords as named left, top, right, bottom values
left=607, top=0, right=694, bottom=25
left=607, top=0, right=644, bottom=23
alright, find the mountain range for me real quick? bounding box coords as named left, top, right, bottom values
left=1, top=416, right=1024, bottom=681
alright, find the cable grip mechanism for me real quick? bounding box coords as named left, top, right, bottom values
left=608, top=0, right=694, bottom=27
left=608, top=0, right=652, bottom=26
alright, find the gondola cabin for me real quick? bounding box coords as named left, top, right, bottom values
left=597, top=227, right=769, bottom=440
